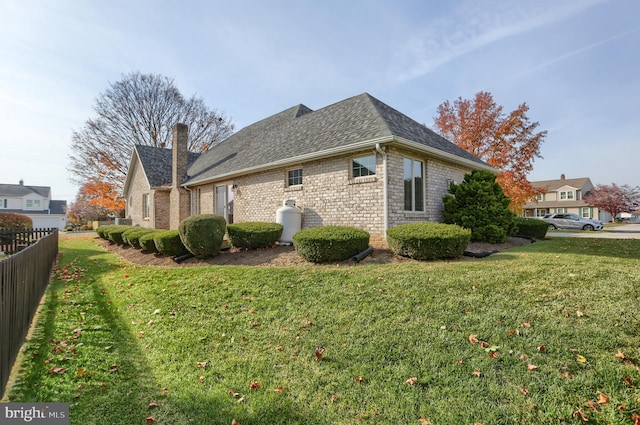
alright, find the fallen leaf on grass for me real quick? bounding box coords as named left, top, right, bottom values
left=109, top=365, right=119, bottom=374
left=148, top=402, right=159, bottom=409
left=197, top=361, right=209, bottom=368
left=418, top=417, right=432, bottom=425
left=488, top=351, right=499, bottom=359
left=468, top=334, right=479, bottom=344
left=75, top=368, right=87, bottom=376
left=527, top=364, right=538, bottom=371
left=249, top=381, right=260, bottom=390
left=576, top=310, right=584, bottom=317
left=48, top=367, right=66, bottom=375
left=537, top=345, right=546, bottom=351
left=523, top=322, right=531, bottom=328
left=576, top=355, right=587, bottom=364
left=228, top=389, right=240, bottom=397
left=160, top=387, right=169, bottom=396
left=472, top=370, right=482, bottom=377
left=597, top=392, right=610, bottom=404
left=586, top=400, right=599, bottom=411
left=615, top=350, right=626, bottom=360
left=331, top=393, right=339, bottom=402
left=623, top=376, right=635, bottom=387
left=315, top=346, right=325, bottom=361
left=632, top=413, right=640, bottom=425
left=354, top=376, right=364, bottom=383
left=145, top=417, right=155, bottom=424
left=274, top=386, right=283, bottom=393
left=406, top=377, right=418, bottom=385
left=518, top=387, right=528, bottom=395
left=573, top=409, right=588, bottom=422
left=231, top=420, right=240, bottom=425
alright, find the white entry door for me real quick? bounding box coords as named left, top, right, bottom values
left=215, top=184, right=234, bottom=224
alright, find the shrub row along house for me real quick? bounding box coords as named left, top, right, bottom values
left=0, top=180, right=67, bottom=229
left=122, top=93, right=494, bottom=247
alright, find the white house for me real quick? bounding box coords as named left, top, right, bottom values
left=0, top=180, right=68, bottom=229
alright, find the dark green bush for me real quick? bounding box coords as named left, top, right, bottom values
left=178, top=214, right=226, bottom=259
left=95, top=226, right=111, bottom=240
left=139, top=231, right=161, bottom=253
left=443, top=170, right=516, bottom=243
left=0, top=212, right=33, bottom=229
left=227, top=222, right=283, bottom=250
left=123, top=228, right=156, bottom=249
left=513, top=217, right=548, bottom=240
left=154, top=230, right=188, bottom=257
left=104, top=225, right=134, bottom=245
left=292, top=226, right=369, bottom=263
left=387, top=222, right=471, bottom=261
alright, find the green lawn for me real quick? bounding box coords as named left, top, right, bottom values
left=6, top=234, right=640, bottom=424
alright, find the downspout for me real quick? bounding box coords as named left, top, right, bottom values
left=375, top=143, right=388, bottom=242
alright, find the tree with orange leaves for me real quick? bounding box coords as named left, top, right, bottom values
left=433, top=91, right=547, bottom=212
left=73, top=179, right=125, bottom=219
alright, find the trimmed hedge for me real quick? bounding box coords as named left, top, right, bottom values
left=0, top=212, right=33, bottom=229
left=102, top=225, right=133, bottom=245
left=292, top=226, right=370, bottom=263
left=387, top=222, right=471, bottom=261
left=153, top=230, right=188, bottom=257
left=513, top=217, right=548, bottom=240
left=123, top=228, right=156, bottom=249
left=227, top=222, right=283, bottom=250
left=95, top=226, right=111, bottom=240
left=139, top=231, right=161, bottom=253
left=179, top=214, right=226, bottom=259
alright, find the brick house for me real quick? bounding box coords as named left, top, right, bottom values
left=123, top=93, right=494, bottom=247
left=522, top=174, right=611, bottom=222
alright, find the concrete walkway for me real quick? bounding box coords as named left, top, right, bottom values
left=548, top=223, right=640, bottom=239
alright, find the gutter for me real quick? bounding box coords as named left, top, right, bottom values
left=183, top=136, right=496, bottom=188
left=375, top=143, right=389, bottom=238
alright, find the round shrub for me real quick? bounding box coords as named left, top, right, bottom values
left=227, top=222, right=283, bottom=250
left=292, top=226, right=370, bottom=263
left=178, top=214, right=226, bottom=259
left=104, top=225, right=133, bottom=245
left=513, top=217, right=548, bottom=240
left=387, top=222, right=471, bottom=261
left=154, top=230, right=189, bottom=257
left=95, top=226, right=111, bottom=240
left=139, top=231, right=161, bottom=253
left=0, top=212, right=33, bottom=229
left=123, top=228, right=156, bottom=249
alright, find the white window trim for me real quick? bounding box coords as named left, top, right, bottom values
left=403, top=157, right=425, bottom=213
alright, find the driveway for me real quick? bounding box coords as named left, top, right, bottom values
left=548, top=223, right=640, bottom=239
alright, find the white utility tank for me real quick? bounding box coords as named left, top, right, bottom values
left=276, top=199, right=302, bottom=243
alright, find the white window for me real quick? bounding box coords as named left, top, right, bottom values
left=560, top=191, right=574, bottom=200
left=142, top=193, right=150, bottom=219
left=352, top=155, right=376, bottom=178
left=403, top=158, right=425, bottom=212
left=194, top=188, right=202, bottom=214
left=535, top=193, right=546, bottom=201
left=555, top=208, right=567, bottom=213
left=581, top=207, right=591, bottom=218
left=26, top=199, right=41, bottom=208
left=287, top=168, right=303, bottom=186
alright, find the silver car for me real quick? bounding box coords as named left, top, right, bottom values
left=542, top=213, right=603, bottom=231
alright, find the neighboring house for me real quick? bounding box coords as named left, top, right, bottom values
left=0, top=181, right=68, bottom=229
left=123, top=93, right=494, bottom=246
left=523, top=174, right=611, bottom=222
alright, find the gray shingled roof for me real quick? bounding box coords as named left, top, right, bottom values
left=0, top=183, right=50, bottom=198
left=135, top=145, right=200, bottom=188
left=49, top=200, right=67, bottom=215
left=186, top=93, right=488, bottom=184
left=531, top=177, right=591, bottom=191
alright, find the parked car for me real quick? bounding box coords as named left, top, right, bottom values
left=542, top=213, right=603, bottom=231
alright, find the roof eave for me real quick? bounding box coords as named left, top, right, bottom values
left=183, top=136, right=495, bottom=187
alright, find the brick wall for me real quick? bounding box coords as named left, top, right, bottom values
left=125, top=159, right=154, bottom=228
left=192, top=147, right=476, bottom=247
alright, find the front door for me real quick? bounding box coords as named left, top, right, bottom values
left=215, top=184, right=234, bottom=224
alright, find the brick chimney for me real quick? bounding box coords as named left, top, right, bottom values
left=560, top=174, right=565, bottom=180
left=172, top=123, right=189, bottom=188
left=170, top=123, right=190, bottom=229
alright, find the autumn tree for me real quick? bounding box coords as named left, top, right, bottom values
left=68, top=72, right=234, bottom=189
left=433, top=91, right=546, bottom=212
left=583, top=183, right=640, bottom=222
left=70, top=179, right=126, bottom=221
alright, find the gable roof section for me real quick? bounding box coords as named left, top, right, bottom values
left=134, top=145, right=201, bottom=188
left=0, top=183, right=50, bottom=198
left=532, top=177, right=592, bottom=192
left=185, top=93, right=490, bottom=185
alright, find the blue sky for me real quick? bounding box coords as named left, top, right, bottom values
left=1, top=0, right=638, bottom=204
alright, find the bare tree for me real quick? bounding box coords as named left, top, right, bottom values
left=68, top=72, right=234, bottom=188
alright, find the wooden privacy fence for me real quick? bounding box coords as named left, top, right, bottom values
left=0, top=229, right=58, bottom=399
left=0, top=228, right=57, bottom=255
